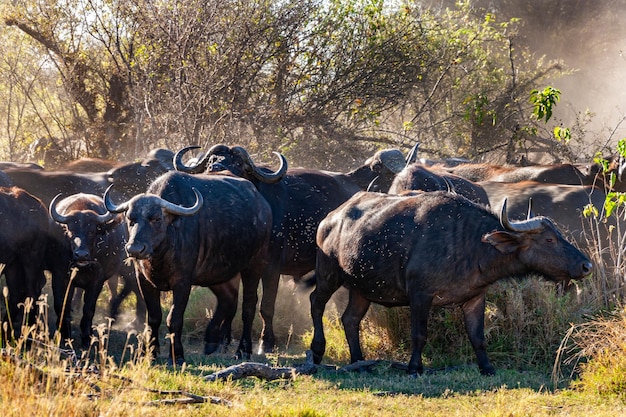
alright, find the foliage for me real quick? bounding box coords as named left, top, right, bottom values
left=0, top=0, right=573, bottom=166
left=529, top=86, right=560, bottom=123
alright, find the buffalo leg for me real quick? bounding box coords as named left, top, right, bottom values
left=79, top=281, right=105, bottom=349
left=257, top=266, right=280, bottom=355
left=138, top=273, right=162, bottom=359
left=310, top=254, right=345, bottom=364
left=205, top=277, right=239, bottom=355
left=461, top=293, right=495, bottom=376
left=21, top=262, right=46, bottom=326
left=237, top=270, right=261, bottom=359
left=341, top=289, right=371, bottom=364
left=407, top=291, right=433, bottom=375
left=167, top=280, right=192, bottom=365
left=53, top=278, right=75, bottom=344
left=3, top=263, right=26, bottom=337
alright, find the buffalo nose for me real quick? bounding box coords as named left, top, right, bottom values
left=73, top=248, right=90, bottom=262
left=208, top=163, right=227, bottom=173
left=126, top=242, right=149, bottom=259
left=582, top=260, right=593, bottom=276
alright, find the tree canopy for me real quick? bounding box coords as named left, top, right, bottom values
left=0, top=0, right=602, bottom=168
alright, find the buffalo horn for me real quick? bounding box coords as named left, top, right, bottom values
left=51, top=194, right=115, bottom=224
left=366, top=175, right=380, bottom=192
left=526, top=197, right=535, bottom=220
left=175, top=144, right=232, bottom=174
left=158, top=187, right=203, bottom=216
left=405, top=142, right=420, bottom=164
left=173, top=145, right=203, bottom=173
left=49, top=194, right=70, bottom=224
left=104, top=185, right=130, bottom=213
left=500, top=198, right=544, bottom=232
left=231, top=146, right=288, bottom=183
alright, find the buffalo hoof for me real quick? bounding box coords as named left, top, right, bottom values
left=234, top=350, right=251, bottom=361
left=480, top=366, right=496, bottom=376
left=257, top=344, right=275, bottom=356
left=311, top=351, right=324, bottom=365
left=167, top=356, right=185, bottom=367
left=204, top=342, right=221, bottom=355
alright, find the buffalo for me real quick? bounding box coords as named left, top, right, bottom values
left=1, top=168, right=134, bottom=322
left=389, top=163, right=490, bottom=205
left=60, top=157, right=120, bottom=173
left=479, top=180, right=618, bottom=274
left=442, top=160, right=625, bottom=191
left=4, top=167, right=105, bottom=207
left=310, top=191, right=592, bottom=375
left=106, top=148, right=176, bottom=200
left=0, top=187, right=49, bottom=337
left=49, top=193, right=141, bottom=348
left=173, top=144, right=408, bottom=354
left=104, top=171, right=272, bottom=364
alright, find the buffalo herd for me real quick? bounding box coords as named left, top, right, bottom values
left=3, top=143, right=618, bottom=374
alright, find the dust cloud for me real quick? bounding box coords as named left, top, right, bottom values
left=494, top=0, right=626, bottom=151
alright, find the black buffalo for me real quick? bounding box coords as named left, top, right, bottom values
left=49, top=193, right=141, bottom=348
left=389, top=163, right=490, bottom=205
left=479, top=180, right=620, bottom=274
left=4, top=167, right=105, bottom=207
left=0, top=187, right=49, bottom=336
left=310, top=191, right=592, bottom=375
left=1, top=168, right=133, bottom=323
left=323, top=148, right=409, bottom=194
left=173, top=145, right=407, bottom=354
left=106, top=148, right=176, bottom=200
left=442, top=160, right=624, bottom=191
left=104, top=171, right=272, bottom=364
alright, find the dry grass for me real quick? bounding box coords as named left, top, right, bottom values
left=554, top=307, right=626, bottom=396
left=0, top=279, right=625, bottom=416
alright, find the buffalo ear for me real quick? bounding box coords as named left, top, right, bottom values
left=107, top=213, right=124, bottom=227
left=482, top=231, right=521, bottom=254
left=171, top=215, right=182, bottom=228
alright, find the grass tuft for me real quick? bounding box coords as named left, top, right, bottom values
left=555, top=307, right=626, bottom=397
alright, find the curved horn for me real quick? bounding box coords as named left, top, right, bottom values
left=405, top=142, right=420, bottom=164
left=231, top=146, right=288, bottom=183
left=93, top=209, right=116, bottom=224
left=366, top=175, right=380, bottom=192
left=442, top=176, right=455, bottom=194
left=526, top=197, right=534, bottom=220
left=159, top=187, right=203, bottom=216
left=49, top=194, right=70, bottom=224
left=104, top=184, right=130, bottom=213
left=174, top=145, right=204, bottom=173
left=500, top=198, right=544, bottom=232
